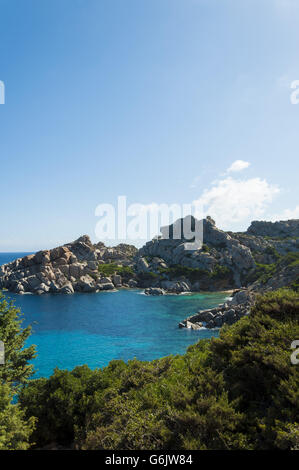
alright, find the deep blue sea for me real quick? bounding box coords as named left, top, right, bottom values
left=0, top=253, right=228, bottom=379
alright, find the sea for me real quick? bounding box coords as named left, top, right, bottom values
left=0, top=252, right=228, bottom=378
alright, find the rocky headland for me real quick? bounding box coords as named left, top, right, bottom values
left=0, top=217, right=298, bottom=328
left=0, top=236, right=138, bottom=295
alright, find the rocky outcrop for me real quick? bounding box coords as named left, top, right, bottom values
left=136, top=216, right=255, bottom=291
left=137, top=216, right=298, bottom=295
left=144, top=287, right=165, bottom=296
left=247, top=219, right=299, bottom=238
left=160, top=280, right=191, bottom=294
left=0, top=236, right=137, bottom=295
left=180, top=288, right=254, bottom=329
left=144, top=280, right=191, bottom=295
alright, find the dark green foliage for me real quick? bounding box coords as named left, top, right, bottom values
left=116, top=265, right=135, bottom=278
left=0, top=292, right=36, bottom=389
left=250, top=288, right=299, bottom=322
left=98, top=263, right=116, bottom=276
left=158, top=264, right=232, bottom=282
left=158, top=265, right=209, bottom=281
left=245, top=262, right=277, bottom=285
left=210, top=289, right=299, bottom=449
left=19, top=289, right=299, bottom=450
left=281, top=251, right=299, bottom=268
left=0, top=383, right=36, bottom=450
left=290, top=277, right=299, bottom=292
left=0, top=293, right=36, bottom=449
left=19, top=365, right=96, bottom=445
left=210, top=265, right=232, bottom=280
left=98, top=263, right=134, bottom=278
left=264, top=245, right=280, bottom=260
left=245, top=252, right=299, bottom=286
left=137, top=271, right=159, bottom=281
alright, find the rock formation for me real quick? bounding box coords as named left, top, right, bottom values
left=0, top=236, right=137, bottom=295
left=247, top=219, right=299, bottom=238
left=179, top=288, right=254, bottom=330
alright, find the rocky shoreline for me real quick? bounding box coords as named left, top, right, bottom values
left=178, top=288, right=255, bottom=329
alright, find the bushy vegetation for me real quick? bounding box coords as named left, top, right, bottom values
left=264, top=245, right=280, bottom=260
left=210, top=264, right=232, bottom=280
left=245, top=262, right=277, bottom=285
left=137, top=271, right=159, bottom=281
left=18, top=289, right=299, bottom=450
left=290, top=279, right=299, bottom=292
left=282, top=252, right=299, bottom=268
left=158, top=264, right=232, bottom=283
left=245, top=251, right=299, bottom=286
left=0, top=293, right=36, bottom=449
left=158, top=265, right=209, bottom=281
left=98, top=263, right=134, bottom=278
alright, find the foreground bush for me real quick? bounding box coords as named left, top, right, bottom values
left=0, top=293, right=36, bottom=449
left=19, top=289, right=299, bottom=450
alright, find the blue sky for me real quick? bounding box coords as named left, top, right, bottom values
left=0, top=0, right=299, bottom=251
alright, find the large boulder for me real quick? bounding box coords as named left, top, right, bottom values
left=128, top=279, right=138, bottom=288
left=97, top=282, right=115, bottom=291
left=161, top=280, right=191, bottom=293
left=136, top=257, right=150, bottom=273
left=59, top=283, right=74, bottom=295
left=77, top=275, right=96, bottom=293
left=144, top=287, right=165, bottom=296
left=112, top=274, right=122, bottom=287
left=69, top=263, right=84, bottom=279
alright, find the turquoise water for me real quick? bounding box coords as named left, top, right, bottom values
left=1, top=253, right=227, bottom=378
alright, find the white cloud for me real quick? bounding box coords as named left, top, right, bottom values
left=269, top=205, right=299, bottom=222
left=226, top=160, right=250, bottom=173
left=193, top=176, right=280, bottom=230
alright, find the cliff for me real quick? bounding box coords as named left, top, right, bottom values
left=246, top=219, right=299, bottom=238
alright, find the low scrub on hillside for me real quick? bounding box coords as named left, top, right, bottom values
left=158, top=264, right=232, bottom=283
left=98, top=263, right=134, bottom=278
left=245, top=252, right=299, bottom=286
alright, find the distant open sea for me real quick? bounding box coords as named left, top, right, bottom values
left=0, top=252, right=227, bottom=378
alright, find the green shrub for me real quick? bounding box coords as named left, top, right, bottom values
left=158, top=264, right=232, bottom=283
left=98, top=263, right=134, bottom=278
left=158, top=265, right=209, bottom=282
left=246, top=252, right=299, bottom=286
left=264, top=246, right=280, bottom=261
left=280, top=252, right=299, bottom=268
left=137, top=271, right=159, bottom=281
left=0, top=293, right=36, bottom=449
left=245, top=263, right=277, bottom=285
left=290, top=278, right=299, bottom=292
left=210, top=265, right=232, bottom=280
